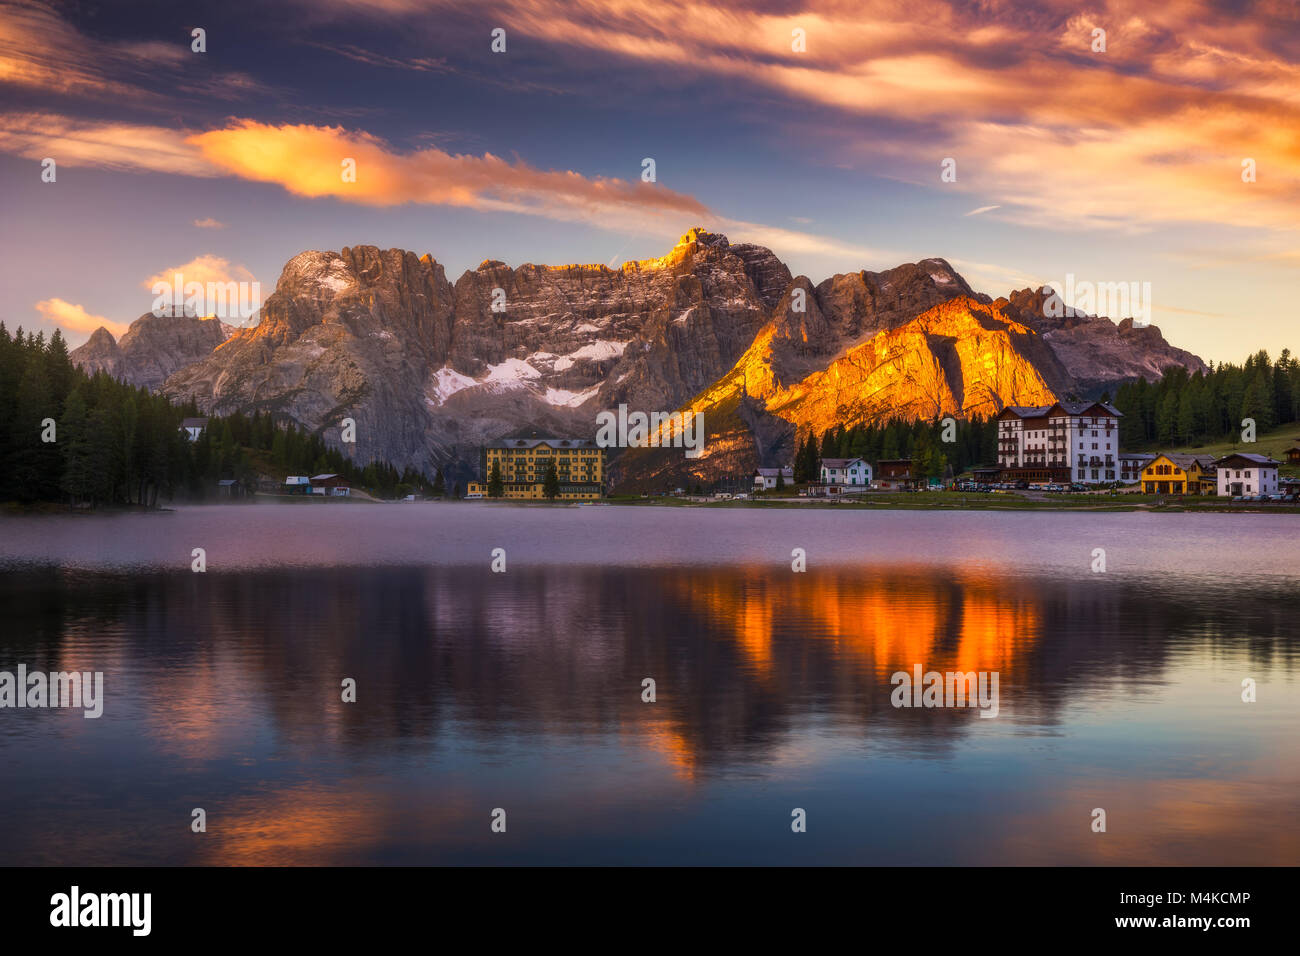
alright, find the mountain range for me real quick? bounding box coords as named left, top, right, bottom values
left=68, top=228, right=1206, bottom=488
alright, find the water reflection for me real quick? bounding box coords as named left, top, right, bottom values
left=0, top=565, right=1295, bottom=864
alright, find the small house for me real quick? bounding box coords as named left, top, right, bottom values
left=753, top=467, right=793, bottom=490
left=820, top=457, right=871, bottom=487
left=1141, top=454, right=1215, bottom=495
left=309, top=474, right=350, bottom=497
left=216, top=478, right=243, bottom=498
left=179, top=417, right=209, bottom=442
left=1213, top=453, right=1280, bottom=497
left=875, top=459, right=920, bottom=491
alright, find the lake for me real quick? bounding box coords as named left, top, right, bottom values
left=1, top=503, right=1297, bottom=864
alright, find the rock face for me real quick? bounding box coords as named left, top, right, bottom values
left=615, top=281, right=1069, bottom=489
left=69, top=326, right=124, bottom=379
left=118, top=228, right=1207, bottom=486
left=1002, top=287, right=1208, bottom=394
left=70, top=314, right=234, bottom=390
left=162, top=230, right=789, bottom=481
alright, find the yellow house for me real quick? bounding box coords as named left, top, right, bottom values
left=1141, top=454, right=1216, bottom=495
left=483, top=438, right=605, bottom=500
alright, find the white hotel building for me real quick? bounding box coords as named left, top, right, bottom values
left=996, top=401, right=1123, bottom=484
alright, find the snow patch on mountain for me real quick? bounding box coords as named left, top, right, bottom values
left=543, top=384, right=601, bottom=407
left=482, top=357, right=542, bottom=388
left=553, top=339, right=628, bottom=371
left=429, top=366, right=477, bottom=403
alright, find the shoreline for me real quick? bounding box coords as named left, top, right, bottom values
left=7, top=494, right=1299, bottom=516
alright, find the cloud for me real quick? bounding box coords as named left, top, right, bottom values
left=0, top=0, right=269, bottom=105
left=341, top=0, right=1300, bottom=241
left=193, top=218, right=225, bottom=229
left=964, top=205, right=1001, bottom=217
left=184, top=120, right=711, bottom=233
left=0, top=113, right=223, bottom=177
left=143, top=255, right=257, bottom=292
left=716, top=217, right=894, bottom=264
left=304, top=41, right=453, bottom=74
left=0, top=113, right=708, bottom=228
left=34, top=298, right=128, bottom=337
left=0, top=111, right=867, bottom=257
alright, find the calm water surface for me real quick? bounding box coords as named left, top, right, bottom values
left=1, top=503, right=1297, bottom=865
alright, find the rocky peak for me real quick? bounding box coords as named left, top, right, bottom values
left=675, top=227, right=728, bottom=249
left=69, top=326, right=123, bottom=378
left=86, top=326, right=117, bottom=346
left=70, top=313, right=232, bottom=390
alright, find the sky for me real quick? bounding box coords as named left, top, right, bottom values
left=1, top=0, right=1297, bottom=364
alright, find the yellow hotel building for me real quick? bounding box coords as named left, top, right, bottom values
left=472, top=438, right=605, bottom=500
left=1141, top=453, right=1216, bottom=495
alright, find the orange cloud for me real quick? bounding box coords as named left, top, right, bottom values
left=0, top=110, right=874, bottom=257
left=34, top=298, right=128, bottom=337
left=143, top=255, right=256, bottom=292
left=185, top=120, right=710, bottom=227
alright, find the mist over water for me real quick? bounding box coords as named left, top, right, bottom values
left=1, top=505, right=1297, bottom=864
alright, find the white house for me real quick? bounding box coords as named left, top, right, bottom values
left=179, top=417, right=209, bottom=442
left=820, top=457, right=871, bottom=486
left=1214, top=453, right=1280, bottom=497
left=753, top=467, right=794, bottom=490
left=996, top=401, right=1121, bottom=484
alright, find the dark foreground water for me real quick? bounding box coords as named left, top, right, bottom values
left=1, top=503, right=1297, bottom=865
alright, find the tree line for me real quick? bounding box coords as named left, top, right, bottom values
left=792, top=415, right=999, bottom=482
left=1113, top=350, right=1298, bottom=448
left=0, top=323, right=437, bottom=506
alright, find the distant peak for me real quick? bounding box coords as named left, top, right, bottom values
left=675, top=227, right=728, bottom=249
left=86, top=326, right=118, bottom=346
